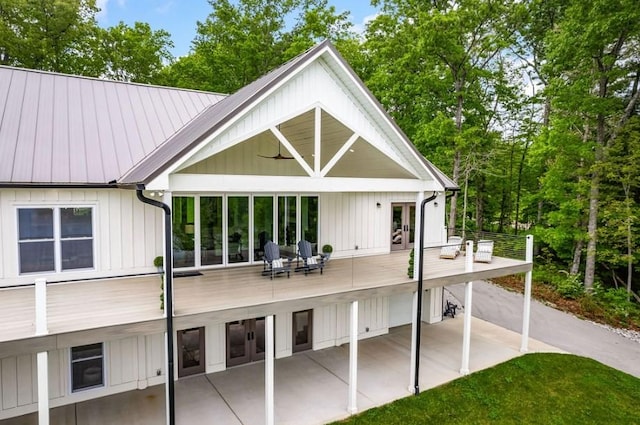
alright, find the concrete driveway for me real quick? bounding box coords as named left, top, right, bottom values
left=446, top=281, right=640, bottom=378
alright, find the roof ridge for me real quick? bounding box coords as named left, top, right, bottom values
left=0, top=65, right=229, bottom=97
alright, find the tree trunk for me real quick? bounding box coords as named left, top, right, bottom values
left=570, top=239, right=583, bottom=276
left=448, top=150, right=461, bottom=236
left=476, top=174, right=485, bottom=232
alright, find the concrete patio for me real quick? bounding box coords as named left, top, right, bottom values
left=1, top=317, right=562, bottom=425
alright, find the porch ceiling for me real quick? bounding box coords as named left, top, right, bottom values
left=0, top=250, right=531, bottom=356
left=179, top=108, right=418, bottom=180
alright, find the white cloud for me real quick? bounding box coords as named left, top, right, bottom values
left=353, top=12, right=380, bottom=35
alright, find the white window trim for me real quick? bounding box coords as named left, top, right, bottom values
left=16, top=204, right=97, bottom=276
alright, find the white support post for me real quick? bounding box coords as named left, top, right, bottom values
left=35, top=278, right=49, bottom=425
left=265, top=315, right=275, bottom=425
left=347, top=301, right=359, bottom=414
left=408, top=290, right=418, bottom=393
left=413, top=191, right=425, bottom=280
left=460, top=241, right=474, bottom=375
left=521, top=235, right=534, bottom=352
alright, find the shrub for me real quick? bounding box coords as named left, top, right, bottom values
left=407, top=248, right=414, bottom=278
left=555, top=271, right=584, bottom=299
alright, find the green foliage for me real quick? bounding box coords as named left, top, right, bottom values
left=0, top=0, right=174, bottom=83
left=153, top=256, right=164, bottom=268
left=159, top=0, right=356, bottom=93
left=332, top=353, right=640, bottom=424
left=322, top=244, right=333, bottom=254
left=555, top=271, right=584, bottom=299
left=407, top=248, right=414, bottom=278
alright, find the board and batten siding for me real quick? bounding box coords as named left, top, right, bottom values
left=319, top=192, right=444, bottom=257
left=0, top=334, right=165, bottom=420
left=0, top=189, right=163, bottom=287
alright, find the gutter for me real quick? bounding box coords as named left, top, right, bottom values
left=135, top=185, right=175, bottom=425
left=414, top=191, right=438, bottom=395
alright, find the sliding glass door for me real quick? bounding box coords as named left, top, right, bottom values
left=172, top=194, right=318, bottom=268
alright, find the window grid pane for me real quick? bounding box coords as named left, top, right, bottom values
left=71, top=343, right=104, bottom=392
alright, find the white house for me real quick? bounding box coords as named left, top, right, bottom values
left=0, top=41, right=532, bottom=424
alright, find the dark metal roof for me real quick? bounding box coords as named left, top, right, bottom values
left=0, top=66, right=225, bottom=185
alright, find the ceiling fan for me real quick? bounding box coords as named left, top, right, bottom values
left=258, top=142, right=296, bottom=160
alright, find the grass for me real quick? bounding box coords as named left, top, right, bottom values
left=331, top=353, right=640, bottom=424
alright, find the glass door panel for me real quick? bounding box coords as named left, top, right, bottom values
left=228, top=196, right=249, bottom=263
left=278, top=196, right=297, bottom=258
left=200, top=197, right=223, bottom=266
left=391, top=203, right=415, bottom=251
left=178, top=327, right=205, bottom=377
left=253, top=317, right=266, bottom=360
left=293, top=310, right=313, bottom=353
left=173, top=197, right=195, bottom=267
left=391, top=204, right=404, bottom=251
left=253, top=196, right=273, bottom=262
left=226, top=321, right=250, bottom=367
left=300, top=196, right=318, bottom=254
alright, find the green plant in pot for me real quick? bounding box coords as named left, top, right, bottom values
left=321, top=244, right=333, bottom=261
left=153, top=256, right=164, bottom=310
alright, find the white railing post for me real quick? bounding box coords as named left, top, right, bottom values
left=460, top=241, right=474, bottom=375
left=348, top=300, right=359, bottom=414
left=521, top=235, right=534, bottom=352
left=35, top=278, right=49, bottom=425
left=265, top=315, right=275, bottom=425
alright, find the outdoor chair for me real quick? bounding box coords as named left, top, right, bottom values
left=439, top=236, right=462, bottom=259
left=262, top=241, right=291, bottom=279
left=443, top=300, right=458, bottom=318
left=474, top=239, right=494, bottom=263
left=295, top=240, right=325, bottom=275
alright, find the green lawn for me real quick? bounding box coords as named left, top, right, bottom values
left=331, top=353, right=640, bottom=424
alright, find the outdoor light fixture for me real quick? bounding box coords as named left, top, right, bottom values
left=434, top=201, right=439, bottom=207
left=376, top=202, right=381, bottom=208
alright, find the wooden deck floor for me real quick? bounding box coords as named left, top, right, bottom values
left=0, top=249, right=530, bottom=348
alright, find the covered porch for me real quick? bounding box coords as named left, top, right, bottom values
left=0, top=317, right=561, bottom=425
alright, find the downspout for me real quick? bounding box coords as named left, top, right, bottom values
left=414, top=191, right=438, bottom=395
left=136, top=185, right=175, bottom=425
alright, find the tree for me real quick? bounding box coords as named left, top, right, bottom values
left=0, top=0, right=101, bottom=74
left=0, top=0, right=174, bottom=83
left=98, top=22, right=174, bottom=83
left=159, top=0, right=355, bottom=93
left=544, top=0, right=640, bottom=289
left=365, top=0, right=522, bottom=233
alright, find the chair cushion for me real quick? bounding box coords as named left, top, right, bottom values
left=272, top=259, right=283, bottom=269
left=307, top=257, right=317, bottom=265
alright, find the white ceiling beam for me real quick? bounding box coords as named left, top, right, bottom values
left=320, top=132, right=359, bottom=177
left=270, top=126, right=314, bottom=177
left=314, top=106, right=321, bottom=176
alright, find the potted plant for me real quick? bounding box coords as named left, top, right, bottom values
left=321, top=244, right=333, bottom=261
left=153, top=255, right=164, bottom=273
left=153, top=256, right=164, bottom=310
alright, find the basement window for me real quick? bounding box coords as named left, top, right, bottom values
left=71, top=343, right=104, bottom=392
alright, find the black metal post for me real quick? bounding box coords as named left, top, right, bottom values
left=414, top=191, right=438, bottom=395
left=136, top=186, right=175, bottom=425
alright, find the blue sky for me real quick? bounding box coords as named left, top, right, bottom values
left=96, top=0, right=380, bottom=57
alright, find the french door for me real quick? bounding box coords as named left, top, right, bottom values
left=292, top=310, right=313, bottom=353
left=226, top=318, right=266, bottom=367
left=391, top=203, right=415, bottom=251
left=177, top=327, right=205, bottom=377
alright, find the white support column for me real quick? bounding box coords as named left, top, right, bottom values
left=408, top=290, right=418, bottom=393
left=460, top=241, right=474, bottom=375
left=413, top=192, right=425, bottom=280
left=347, top=301, right=359, bottom=414
left=265, top=315, right=275, bottom=425
left=162, top=190, right=172, bottom=319
left=521, top=235, right=534, bottom=352
left=35, top=278, right=49, bottom=425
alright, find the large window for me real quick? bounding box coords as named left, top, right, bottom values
left=18, top=207, right=94, bottom=274
left=71, top=343, right=104, bottom=392
left=172, top=195, right=318, bottom=268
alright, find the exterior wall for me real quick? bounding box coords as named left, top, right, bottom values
left=319, top=191, right=445, bottom=258
left=0, top=188, right=163, bottom=287
left=0, top=334, right=165, bottom=420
